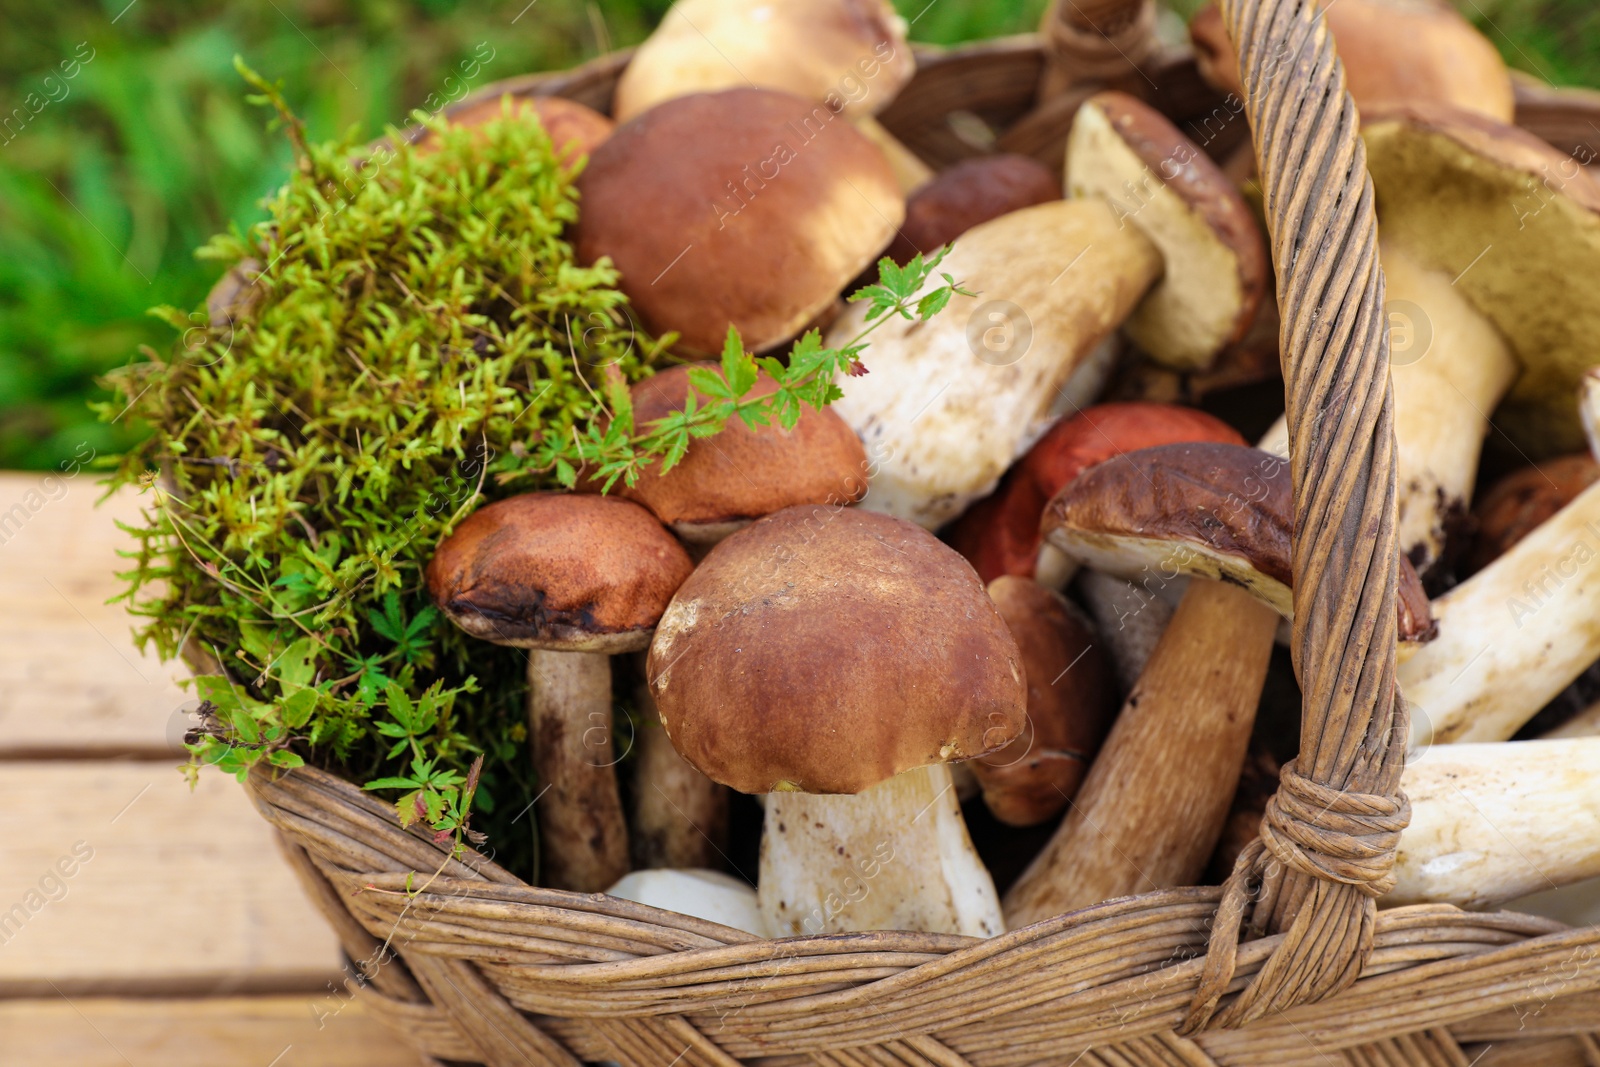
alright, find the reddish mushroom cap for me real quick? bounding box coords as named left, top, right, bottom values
left=427, top=493, right=694, bottom=653
left=415, top=95, right=614, bottom=160
left=1469, top=455, right=1600, bottom=573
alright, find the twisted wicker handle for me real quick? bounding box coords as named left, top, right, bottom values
left=1037, top=0, right=1160, bottom=91
left=1180, top=0, right=1411, bottom=1032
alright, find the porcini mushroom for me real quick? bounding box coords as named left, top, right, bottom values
left=1469, top=454, right=1600, bottom=573
left=574, top=88, right=902, bottom=355
left=1189, top=0, right=1515, bottom=123
left=415, top=94, right=613, bottom=160
left=884, top=155, right=1062, bottom=267
left=828, top=95, right=1263, bottom=529
left=1003, top=443, right=1433, bottom=926
left=612, top=0, right=928, bottom=190
left=428, top=493, right=693, bottom=891
left=647, top=505, right=1026, bottom=936
left=605, top=868, right=766, bottom=936
left=974, top=577, right=1117, bottom=827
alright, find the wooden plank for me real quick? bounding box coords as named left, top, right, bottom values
left=0, top=996, right=427, bottom=1067
left=0, top=762, right=345, bottom=995
left=0, top=471, right=192, bottom=757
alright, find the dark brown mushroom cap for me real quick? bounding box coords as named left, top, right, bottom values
left=974, top=577, right=1117, bottom=827
left=605, top=363, right=869, bottom=540
left=573, top=88, right=903, bottom=356
left=1469, top=454, right=1600, bottom=573
left=414, top=95, right=614, bottom=160
left=1068, top=91, right=1268, bottom=370
left=646, top=505, right=1026, bottom=795
left=427, top=493, right=694, bottom=653
left=1044, top=442, right=1435, bottom=642
left=884, top=155, right=1061, bottom=266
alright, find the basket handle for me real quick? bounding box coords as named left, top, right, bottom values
left=1179, top=0, right=1411, bottom=1032
left=1036, top=0, right=1160, bottom=95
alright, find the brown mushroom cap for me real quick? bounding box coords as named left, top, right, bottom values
left=606, top=363, right=869, bottom=541
left=1043, top=442, right=1436, bottom=643
left=415, top=95, right=614, bottom=160
left=613, top=0, right=915, bottom=123
left=1067, top=91, right=1267, bottom=371
left=647, top=505, right=1026, bottom=795
left=427, top=493, right=693, bottom=653
left=1190, top=0, right=1514, bottom=123
left=974, top=577, right=1117, bottom=827
left=1363, top=103, right=1600, bottom=455
left=574, top=88, right=903, bottom=356
left=1469, top=454, right=1600, bottom=573
left=885, top=155, right=1062, bottom=266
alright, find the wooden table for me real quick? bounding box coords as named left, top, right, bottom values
left=0, top=472, right=423, bottom=1066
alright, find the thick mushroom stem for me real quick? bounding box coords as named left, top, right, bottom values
left=631, top=677, right=727, bottom=871
left=1389, top=739, right=1600, bottom=908
left=1003, top=580, right=1279, bottom=927
left=1403, top=476, right=1600, bottom=745
left=1384, top=240, right=1517, bottom=574
left=527, top=649, right=630, bottom=892
left=761, top=764, right=1003, bottom=937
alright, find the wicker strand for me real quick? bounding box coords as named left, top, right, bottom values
left=1038, top=0, right=1160, bottom=89
left=1177, top=0, right=1409, bottom=1033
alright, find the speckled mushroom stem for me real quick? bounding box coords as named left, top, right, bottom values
left=1002, top=580, right=1279, bottom=928
left=527, top=649, right=630, bottom=893
left=630, top=675, right=728, bottom=871
left=760, top=763, right=1004, bottom=938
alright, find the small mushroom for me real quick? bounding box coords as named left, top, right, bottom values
left=1190, top=0, right=1515, bottom=123
left=427, top=493, right=693, bottom=892
left=947, top=402, right=1245, bottom=586
left=605, top=868, right=766, bottom=936
left=1469, top=454, right=1600, bottom=573
left=574, top=88, right=902, bottom=356
left=612, top=0, right=928, bottom=190
left=829, top=94, right=1263, bottom=529
left=414, top=95, right=613, bottom=160
left=885, top=155, right=1062, bottom=267
left=974, top=577, right=1117, bottom=827
left=647, top=505, right=1026, bottom=937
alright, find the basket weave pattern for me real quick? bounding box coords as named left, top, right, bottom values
left=244, top=0, right=1600, bottom=1063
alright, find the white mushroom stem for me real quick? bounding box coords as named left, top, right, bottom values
left=527, top=650, right=630, bottom=892
left=606, top=869, right=766, bottom=936
left=1402, top=476, right=1600, bottom=745
left=1383, top=240, right=1518, bottom=574
left=760, top=763, right=1004, bottom=937
left=831, top=199, right=1162, bottom=529
left=631, top=678, right=728, bottom=871
left=1583, top=367, right=1600, bottom=461
left=1389, top=739, right=1600, bottom=908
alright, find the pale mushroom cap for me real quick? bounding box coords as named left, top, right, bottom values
left=607, top=362, right=870, bottom=536
left=1067, top=91, right=1268, bottom=371
left=427, top=493, right=694, bottom=653
left=647, top=505, right=1027, bottom=795
left=574, top=88, right=903, bottom=355
left=1362, top=103, right=1600, bottom=455
left=1190, top=0, right=1514, bottom=123
left=613, top=0, right=915, bottom=123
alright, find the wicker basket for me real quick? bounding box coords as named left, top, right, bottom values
left=244, top=2, right=1600, bottom=1064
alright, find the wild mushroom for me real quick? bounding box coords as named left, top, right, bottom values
left=884, top=155, right=1062, bottom=267
left=1189, top=0, right=1515, bottom=123
left=427, top=493, right=693, bottom=891
left=1388, top=738, right=1600, bottom=909
left=647, top=505, right=1026, bottom=936
left=605, top=868, right=766, bottom=936
left=1003, top=443, right=1433, bottom=926
left=1468, top=454, right=1600, bottom=573
left=629, top=673, right=728, bottom=872
left=947, top=402, right=1245, bottom=586
left=612, top=0, right=929, bottom=190
left=829, top=94, right=1262, bottom=529
left=1073, top=569, right=1178, bottom=695
left=974, top=577, right=1117, bottom=827
left=414, top=94, right=613, bottom=160
left=574, top=87, right=902, bottom=356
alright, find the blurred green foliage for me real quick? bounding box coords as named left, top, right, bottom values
left=0, top=0, right=1595, bottom=470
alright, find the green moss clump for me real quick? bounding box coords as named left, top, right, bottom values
left=98, top=69, right=668, bottom=868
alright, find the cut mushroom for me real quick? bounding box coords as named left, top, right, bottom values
left=428, top=493, right=693, bottom=891
left=1190, top=0, right=1515, bottom=122
left=1403, top=475, right=1600, bottom=745
left=975, top=577, right=1117, bottom=827
left=612, top=0, right=929, bottom=190
left=1003, top=443, right=1434, bottom=927
left=574, top=88, right=902, bottom=355
left=885, top=155, right=1062, bottom=267
left=605, top=868, right=766, bottom=936
left=947, top=402, right=1245, bottom=585
left=829, top=92, right=1263, bottom=530
left=1388, top=739, right=1600, bottom=909
left=647, top=505, right=1026, bottom=937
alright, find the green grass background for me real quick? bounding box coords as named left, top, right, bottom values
left=1, top=0, right=1595, bottom=471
